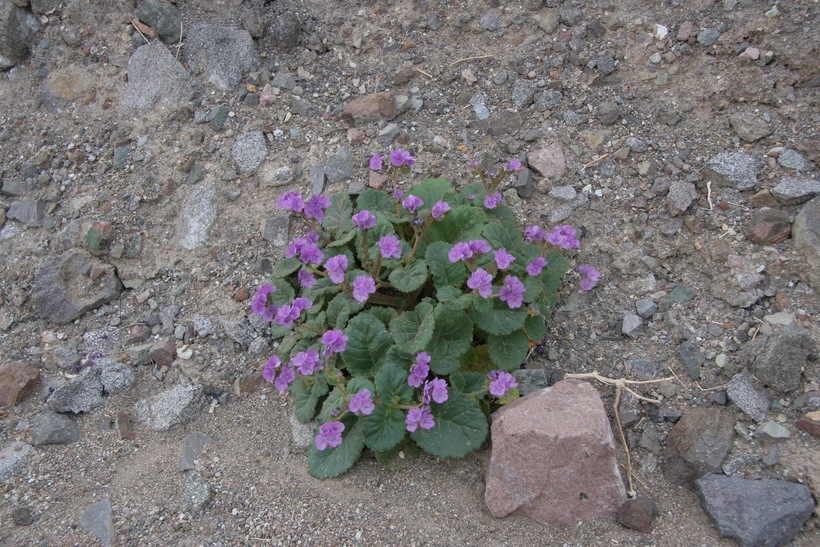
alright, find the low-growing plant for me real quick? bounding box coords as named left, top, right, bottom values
left=252, top=149, right=600, bottom=478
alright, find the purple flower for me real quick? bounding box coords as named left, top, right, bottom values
left=408, top=362, right=430, bottom=388
left=392, top=188, right=404, bottom=200
left=484, top=192, right=503, bottom=209
left=499, top=275, right=525, bottom=309
left=262, top=355, right=281, bottom=382
left=251, top=283, right=277, bottom=322
left=448, top=242, right=473, bottom=263
left=402, top=195, right=424, bottom=214
left=348, top=389, right=375, bottom=416
left=315, top=421, right=344, bottom=450
left=467, top=194, right=477, bottom=201
left=304, top=195, right=332, bottom=221
left=321, top=329, right=348, bottom=355
left=292, top=297, right=313, bottom=313
left=488, top=370, right=518, bottom=397
left=298, top=269, right=316, bottom=289
left=292, top=349, right=321, bottom=375
left=467, top=268, right=493, bottom=298
left=369, top=153, right=383, bottom=171
left=469, top=159, right=480, bottom=168
left=277, top=191, right=304, bottom=213
left=524, top=225, right=546, bottom=243
left=504, top=158, right=522, bottom=172
left=428, top=378, right=448, bottom=404
left=578, top=264, right=601, bottom=293
left=352, top=275, right=376, bottom=302
left=324, top=254, right=348, bottom=284
left=274, top=305, right=300, bottom=328
left=390, top=149, right=415, bottom=168
left=468, top=239, right=491, bottom=254
left=526, top=257, right=548, bottom=276
left=405, top=406, right=435, bottom=432
left=430, top=200, right=451, bottom=220
left=377, top=235, right=402, bottom=259
left=274, top=364, right=296, bottom=392
left=352, top=210, right=377, bottom=230
left=494, top=248, right=516, bottom=270
left=286, top=235, right=324, bottom=265
left=547, top=225, right=581, bottom=250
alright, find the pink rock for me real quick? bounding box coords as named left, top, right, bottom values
left=149, top=338, right=177, bottom=367
left=485, top=380, right=627, bottom=526
left=677, top=21, right=694, bottom=41
left=341, top=92, right=396, bottom=125
left=526, top=142, right=566, bottom=179
left=0, top=361, right=40, bottom=407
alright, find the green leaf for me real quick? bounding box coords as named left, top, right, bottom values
left=416, top=206, right=485, bottom=255
left=291, top=376, right=329, bottom=423
left=271, top=257, right=302, bottom=278
left=524, top=314, right=546, bottom=343
left=305, top=277, right=342, bottom=300
left=308, top=414, right=365, bottom=479
left=536, top=250, right=570, bottom=313
left=326, top=228, right=357, bottom=248
left=468, top=296, right=527, bottom=335
left=318, top=387, right=345, bottom=423
left=410, top=390, right=488, bottom=458
left=268, top=280, right=295, bottom=306
left=435, top=285, right=474, bottom=310
left=428, top=305, right=473, bottom=375
left=356, top=189, right=394, bottom=214
left=485, top=203, right=517, bottom=225
left=425, top=241, right=468, bottom=289
left=303, top=311, right=326, bottom=337
left=366, top=306, right=398, bottom=327
left=375, top=358, right=414, bottom=405
left=450, top=371, right=487, bottom=395
left=482, top=222, right=522, bottom=255
left=488, top=330, right=530, bottom=371
left=347, top=377, right=376, bottom=397
left=321, top=193, right=354, bottom=237
left=363, top=405, right=407, bottom=452
left=407, top=178, right=455, bottom=209
left=460, top=344, right=494, bottom=373
left=389, top=302, right=435, bottom=354
left=522, top=275, right=544, bottom=303
left=326, top=293, right=364, bottom=330
left=341, top=314, right=392, bottom=377
left=388, top=260, right=429, bottom=293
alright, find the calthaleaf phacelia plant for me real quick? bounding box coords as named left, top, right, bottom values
left=252, top=149, right=600, bottom=478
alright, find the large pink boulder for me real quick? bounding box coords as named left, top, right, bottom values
left=485, top=380, right=626, bottom=526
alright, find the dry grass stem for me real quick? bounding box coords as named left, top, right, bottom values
left=448, top=54, right=494, bottom=67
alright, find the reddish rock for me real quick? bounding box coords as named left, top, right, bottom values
left=485, top=380, right=626, bottom=526
left=0, top=361, right=40, bottom=407
left=677, top=21, right=695, bottom=41
left=341, top=92, right=396, bottom=125
left=617, top=496, right=659, bottom=533
left=526, top=142, right=567, bottom=179
left=745, top=208, right=791, bottom=245
left=234, top=287, right=249, bottom=301
left=368, top=170, right=389, bottom=189
left=795, top=415, right=820, bottom=438
left=149, top=338, right=177, bottom=367
left=749, top=189, right=780, bottom=208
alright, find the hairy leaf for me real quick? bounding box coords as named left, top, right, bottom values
left=410, top=390, right=488, bottom=458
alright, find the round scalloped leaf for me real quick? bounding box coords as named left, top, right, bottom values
left=410, top=390, right=488, bottom=458
left=363, top=405, right=407, bottom=452
left=488, top=330, right=530, bottom=371
left=308, top=415, right=365, bottom=479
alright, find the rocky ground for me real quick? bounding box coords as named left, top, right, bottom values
left=0, top=0, right=819, bottom=545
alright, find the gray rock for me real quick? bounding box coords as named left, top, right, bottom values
left=309, top=164, right=325, bottom=195
left=667, top=181, right=697, bottom=213
left=177, top=183, right=216, bottom=251
left=289, top=413, right=314, bottom=450
left=80, top=499, right=114, bottom=547
left=597, top=100, right=621, bottom=126
left=697, top=28, right=721, bottom=46
left=231, top=131, right=267, bottom=175
left=191, top=314, right=216, bottom=337
left=776, top=148, right=813, bottom=171
left=625, top=359, right=662, bottom=380
left=0, top=442, right=34, bottom=483
left=695, top=474, right=815, bottom=547
left=677, top=341, right=705, bottom=380
left=512, top=79, right=537, bottom=109
left=30, top=0, right=60, bottom=15
left=729, top=113, right=772, bottom=142
left=479, top=13, right=501, bottom=31
left=261, top=214, right=290, bottom=246
left=727, top=371, right=769, bottom=422
left=122, top=41, right=198, bottom=111
left=770, top=176, right=819, bottom=205
left=558, top=5, right=584, bottom=26
left=513, top=168, right=535, bottom=198
left=621, top=311, right=643, bottom=339
left=1, top=177, right=34, bottom=196
left=30, top=411, right=81, bottom=446
left=533, top=9, right=559, bottom=34
left=752, top=326, right=816, bottom=393
left=136, top=2, right=183, bottom=44
left=596, top=55, right=616, bottom=76
left=33, top=251, right=123, bottom=325
left=184, top=25, right=258, bottom=91
left=625, top=136, right=648, bottom=152
left=182, top=471, right=212, bottom=517
left=703, top=152, right=762, bottom=191
left=48, top=366, right=105, bottom=413
left=534, top=89, right=563, bottom=111
left=546, top=192, right=589, bottom=224
left=376, top=123, right=400, bottom=147
left=97, top=359, right=136, bottom=395
left=264, top=12, right=301, bottom=51
left=179, top=432, right=215, bottom=471
left=548, top=186, right=577, bottom=201
left=0, top=2, right=41, bottom=70
left=635, top=298, right=657, bottom=319
left=135, top=384, right=208, bottom=431
left=662, top=407, right=735, bottom=486
left=324, top=147, right=354, bottom=184
left=512, top=369, right=548, bottom=396
left=424, top=13, right=443, bottom=31
left=6, top=199, right=45, bottom=227
left=756, top=420, right=790, bottom=440
left=793, top=196, right=820, bottom=288
left=10, top=505, right=33, bottom=526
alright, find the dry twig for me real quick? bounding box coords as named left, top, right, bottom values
left=448, top=54, right=494, bottom=67
left=581, top=153, right=611, bottom=171
left=130, top=18, right=154, bottom=43
left=414, top=67, right=433, bottom=79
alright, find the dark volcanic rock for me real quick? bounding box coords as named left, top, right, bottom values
left=663, top=407, right=735, bottom=486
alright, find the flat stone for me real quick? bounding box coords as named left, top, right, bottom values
left=534, top=89, right=563, bottom=111
left=548, top=185, right=577, bottom=201
left=745, top=208, right=790, bottom=244
left=511, top=369, right=548, bottom=396
left=668, top=284, right=696, bottom=302
left=177, top=184, right=216, bottom=251
left=727, top=371, right=769, bottom=422
left=513, top=168, right=534, bottom=198
left=729, top=112, right=772, bottom=142
left=703, top=152, right=762, bottom=191
left=6, top=199, right=45, bottom=227
left=662, top=407, right=735, bottom=486
left=179, top=432, right=216, bottom=471
left=10, top=505, right=33, bottom=526
left=511, top=79, right=537, bottom=109
left=135, top=384, right=208, bottom=431
left=232, top=131, right=267, bottom=175
left=0, top=361, right=39, bottom=407
left=621, top=311, right=643, bottom=339
left=485, top=380, right=626, bottom=526
left=752, top=326, right=815, bottom=393
left=667, top=181, right=697, bottom=213
left=770, top=176, right=819, bottom=205
left=616, top=496, right=659, bottom=533
left=48, top=359, right=134, bottom=414
left=775, top=148, right=813, bottom=171
left=695, top=474, right=815, bottom=547
left=80, top=499, right=114, bottom=547
left=32, top=251, right=123, bottom=325
left=341, top=92, right=396, bottom=125
left=182, top=471, right=212, bottom=517
left=527, top=143, right=566, bottom=179
left=289, top=413, right=314, bottom=450
left=532, top=9, right=559, bottom=34
left=0, top=2, right=40, bottom=70
left=677, top=341, right=705, bottom=380
left=184, top=25, right=257, bottom=91
left=136, top=2, right=183, bottom=43
left=635, top=298, right=657, bottom=319
left=263, top=12, right=301, bottom=51
left=756, top=420, right=790, bottom=440
left=29, top=411, right=81, bottom=446
left=121, top=41, right=198, bottom=111
left=0, top=441, right=34, bottom=483
left=793, top=196, right=820, bottom=288
left=596, top=100, right=621, bottom=126
left=324, top=147, right=354, bottom=184
left=149, top=337, right=177, bottom=367
left=697, top=27, right=721, bottom=46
